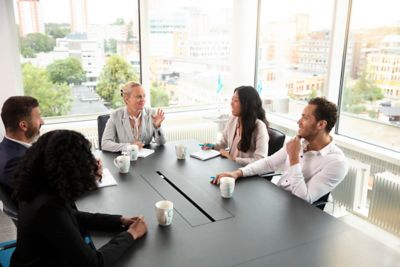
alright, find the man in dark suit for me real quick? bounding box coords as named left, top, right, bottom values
left=0, top=96, right=43, bottom=195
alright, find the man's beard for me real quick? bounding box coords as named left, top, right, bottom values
left=25, top=122, right=40, bottom=142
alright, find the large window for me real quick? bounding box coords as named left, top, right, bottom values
left=256, top=0, right=334, bottom=120
left=146, top=0, right=233, bottom=108
left=13, top=0, right=140, bottom=117
left=338, top=0, right=400, bottom=152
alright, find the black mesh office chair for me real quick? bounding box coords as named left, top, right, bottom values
left=0, top=184, right=18, bottom=227
left=312, top=192, right=330, bottom=210
left=97, top=114, right=110, bottom=150
left=267, top=127, right=286, bottom=156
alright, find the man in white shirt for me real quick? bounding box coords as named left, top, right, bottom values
left=214, top=97, right=348, bottom=203
left=0, top=96, right=44, bottom=195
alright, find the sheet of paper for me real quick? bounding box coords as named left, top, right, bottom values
left=138, top=148, right=155, bottom=158
left=97, top=168, right=117, bottom=188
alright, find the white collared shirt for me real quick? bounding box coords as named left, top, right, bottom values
left=240, top=139, right=348, bottom=203
left=5, top=135, right=31, bottom=148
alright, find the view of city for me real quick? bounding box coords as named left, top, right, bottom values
left=13, top=0, right=399, bottom=151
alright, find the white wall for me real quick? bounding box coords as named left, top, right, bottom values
left=0, top=0, right=23, bottom=137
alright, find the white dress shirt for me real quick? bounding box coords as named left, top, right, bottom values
left=240, top=139, right=348, bottom=203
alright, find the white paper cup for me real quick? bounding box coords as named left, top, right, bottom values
left=175, top=144, right=187, bottom=160
left=155, top=200, right=174, bottom=226
left=219, top=177, right=235, bottom=198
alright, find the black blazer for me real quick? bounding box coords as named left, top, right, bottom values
left=0, top=137, right=28, bottom=195
left=10, top=194, right=135, bottom=267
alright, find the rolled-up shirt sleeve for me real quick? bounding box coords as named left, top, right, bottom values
left=240, top=147, right=287, bottom=176
left=288, top=158, right=348, bottom=203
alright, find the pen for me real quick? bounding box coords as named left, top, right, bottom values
left=210, top=176, right=216, bottom=179
left=198, top=144, right=213, bottom=147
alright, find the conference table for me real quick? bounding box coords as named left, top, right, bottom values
left=77, top=140, right=400, bottom=267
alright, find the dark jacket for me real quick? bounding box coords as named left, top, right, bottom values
left=10, top=194, right=134, bottom=267
left=0, top=137, right=28, bottom=195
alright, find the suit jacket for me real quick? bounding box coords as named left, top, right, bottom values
left=11, top=194, right=134, bottom=267
left=214, top=116, right=269, bottom=166
left=101, top=107, right=166, bottom=152
left=0, top=137, right=28, bottom=195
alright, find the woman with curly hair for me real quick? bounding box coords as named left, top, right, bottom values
left=202, top=85, right=269, bottom=166
left=10, top=130, right=147, bottom=267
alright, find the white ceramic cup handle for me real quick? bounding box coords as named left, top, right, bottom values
left=114, top=158, right=119, bottom=168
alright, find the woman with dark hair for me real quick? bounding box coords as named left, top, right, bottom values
left=11, top=130, right=147, bottom=267
left=203, top=86, right=269, bottom=166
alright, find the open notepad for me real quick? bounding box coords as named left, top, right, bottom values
left=97, top=168, right=117, bottom=188
left=190, top=150, right=221, bottom=161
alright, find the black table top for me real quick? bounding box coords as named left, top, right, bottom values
left=77, top=140, right=400, bottom=267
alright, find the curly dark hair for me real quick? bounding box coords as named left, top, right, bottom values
left=234, top=86, right=269, bottom=152
left=308, top=97, right=337, bottom=133
left=13, top=130, right=99, bottom=202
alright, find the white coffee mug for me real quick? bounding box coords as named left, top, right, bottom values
left=175, top=144, right=187, bottom=160
left=219, top=177, right=235, bottom=198
left=127, top=144, right=139, bottom=161
left=113, top=154, right=130, bottom=173
left=155, top=200, right=174, bottom=226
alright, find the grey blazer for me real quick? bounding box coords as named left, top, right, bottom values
left=101, top=107, right=166, bottom=152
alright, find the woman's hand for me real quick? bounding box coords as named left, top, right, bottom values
left=151, top=109, right=165, bottom=128
left=219, top=149, right=235, bottom=161
left=126, top=216, right=147, bottom=240
left=201, top=143, right=214, bottom=150
left=121, top=216, right=142, bottom=227
left=95, top=159, right=103, bottom=182
left=131, top=141, right=144, bottom=149
left=211, top=169, right=242, bottom=185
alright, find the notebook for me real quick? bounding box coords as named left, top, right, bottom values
left=190, top=150, right=221, bottom=161
left=97, top=168, right=117, bottom=188
left=138, top=148, right=155, bottom=158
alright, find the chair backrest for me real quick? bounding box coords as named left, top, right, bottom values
left=312, top=192, right=330, bottom=210
left=0, top=184, right=18, bottom=226
left=0, top=240, right=16, bottom=267
left=97, top=114, right=110, bottom=150
left=267, top=128, right=286, bottom=156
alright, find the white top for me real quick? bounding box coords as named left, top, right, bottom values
left=240, top=139, right=348, bottom=203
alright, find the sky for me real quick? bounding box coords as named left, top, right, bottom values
left=14, top=0, right=400, bottom=30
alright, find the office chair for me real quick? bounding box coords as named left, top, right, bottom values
left=97, top=114, right=110, bottom=150
left=267, top=128, right=285, bottom=156
left=0, top=184, right=18, bottom=227
left=258, top=128, right=286, bottom=181
left=0, top=240, right=16, bottom=267
left=312, top=192, right=330, bottom=210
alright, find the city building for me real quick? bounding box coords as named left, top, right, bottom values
left=16, top=0, right=44, bottom=36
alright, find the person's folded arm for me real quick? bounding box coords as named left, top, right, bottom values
left=74, top=210, right=126, bottom=232
left=38, top=202, right=134, bottom=267
left=240, top=147, right=287, bottom=177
